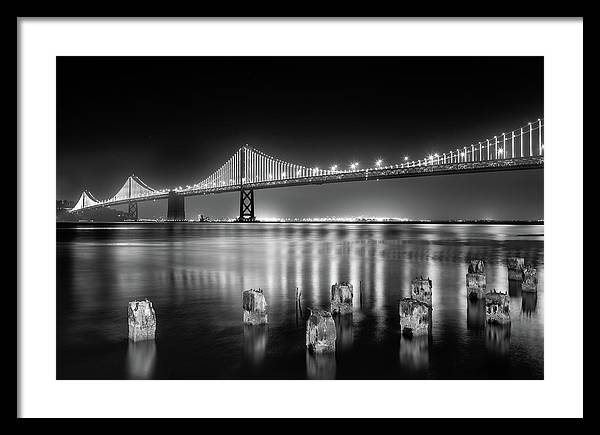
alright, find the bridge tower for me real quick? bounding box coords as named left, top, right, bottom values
left=127, top=176, right=138, bottom=221
left=237, top=146, right=256, bottom=222
left=167, top=190, right=185, bottom=221
left=128, top=201, right=138, bottom=221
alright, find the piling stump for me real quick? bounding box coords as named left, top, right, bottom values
left=399, top=298, right=432, bottom=337
left=306, top=309, right=336, bottom=353
left=521, top=265, right=538, bottom=293
left=411, top=276, right=433, bottom=307
left=466, top=259, right=487, bottom=300
left=330, top=282, right=353, bottom=315
left=485, top=290, right=511, bottom=325
left=507, top=257, right=525, bottom=281
left=243, top=288, right=268, bottom=325
left=128, top=299, right=157, bottom=342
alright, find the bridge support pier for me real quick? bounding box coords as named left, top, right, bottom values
left=399, top=298, right=432, bottom=337
left=242, top=288, right=268, bottom=325
left=485, top=290, right=511, bottom=325
left=507, top=257, right=525, bottom=282
left=521, top=265, right=538, bottom=293
left=128, top=299, right=157, bottom=342
left=411, top=276, right=433, bottom=307
left=167, top=191, right=186, bottom=221
left=330, top=282, right=354, bottom=315
left=237, top=188, right=255, bottom=222
left=466, top=259, right=487, bottom=300
left=128, top=201, right=138, bottom=221
left=306, top=309, right=336, bottom=353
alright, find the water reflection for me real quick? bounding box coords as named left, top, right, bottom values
left=58, top=223, right=543, bottom=380
left=126, top=340, right=157, bottom=379
left=334, top=314, right=353, bottom=353
left=305, top=350, right=336, bottom=380
left=295, top=300, right=304, bottom=327
left=243, top=325, right=268, bottom=367
left=508, top=279, right=522, bottom=297
left=399, top=335, right=430, bottom=373
left=467, top=299, right=486, bottom=331
left=522, top=292, right=538, bottom=315
left=485, top=324, right=511, bottom=357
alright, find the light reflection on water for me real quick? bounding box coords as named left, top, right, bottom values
left=57, top=222, right=543, bottom=379
left=399, top=335, right=430, bottom=374
left=126, top=340, right=157, bottom=380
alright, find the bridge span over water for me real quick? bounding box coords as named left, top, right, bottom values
left=70, top=119, right=544, bottom=221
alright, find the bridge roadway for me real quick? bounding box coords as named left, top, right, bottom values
left=80, top=156, right=543, bottom=211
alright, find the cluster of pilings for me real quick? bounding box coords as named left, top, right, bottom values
left=124, top=258, right=538, bottom=373
left=507, top=257, right=538, bottom=293
left=464, top=257, right=539, bottom=331
left=465, top=259, right=509, bottom=326
left=304, top=282, right=355, bottom=354
left=508, top=257, right=539, bottom=316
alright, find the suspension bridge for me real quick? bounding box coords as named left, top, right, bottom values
left=69, top=119, right=544, bottom=221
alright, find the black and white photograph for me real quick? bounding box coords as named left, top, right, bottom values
left=56, top=56, right=545, bottom=381
left=18, top=18, right=583, bottom=418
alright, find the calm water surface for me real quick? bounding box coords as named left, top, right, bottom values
left=57, top=223, right=544, bottom=380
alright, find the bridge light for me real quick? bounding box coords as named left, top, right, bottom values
left=434, top=153, right=439, bottom=158
left=375, top=159, right=383, bottom=167
left=460, top=152, right=465, bottom=158
left=498, top=148, right=504, bottom=155
left=331, top=165, right=337, bottom=171
left=281, top=172, right=286, bottom=177
left=404, top=156, right=409, bottom=161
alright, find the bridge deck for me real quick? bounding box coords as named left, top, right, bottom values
left=77, top=156, right=543, bottom=211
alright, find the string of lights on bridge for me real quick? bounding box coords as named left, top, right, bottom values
left=71, top=118, right=543, bottom=211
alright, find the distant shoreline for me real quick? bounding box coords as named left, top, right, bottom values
left=57, top=220, right=544, bottom=225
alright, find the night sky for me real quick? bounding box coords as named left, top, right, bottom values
left=57, top=57, right=543, bottom=220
